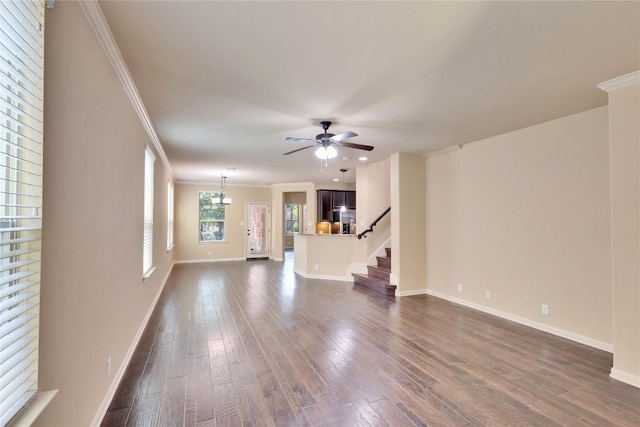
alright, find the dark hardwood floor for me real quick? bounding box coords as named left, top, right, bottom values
left=102, top=253, right=640, bottom=426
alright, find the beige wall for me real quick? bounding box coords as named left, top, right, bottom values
left=38, top=2, right=174, bottom=425
left=391, top=153, right=426, bottom=295
left=355, top=158, right=391, bottom=266
left=606, top=80, right=640, bottom=384
left=425, top=106, right=613, bottom=346
left=175, top=183, right=271, bottom=261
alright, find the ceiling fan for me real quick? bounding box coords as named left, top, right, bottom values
left=283, top=121, right=374, bottom=158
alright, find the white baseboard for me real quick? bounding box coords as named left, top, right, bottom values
left=270, top=257, right=284, bottom=262
left=293, top=268, right=353, bottom=282
left=175, top=257, right=245, bottom=264
left=610, top=368, right=640, bottom=388
left=91, top=262, right=175, bottom=426
left=396, top=288, right=428, bottom=297
left=425, top=289, right=613, bottom=353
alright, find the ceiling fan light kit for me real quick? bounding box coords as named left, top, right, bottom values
left=315, top=145, right=337, bottom=160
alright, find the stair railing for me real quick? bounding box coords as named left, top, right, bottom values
left=357, top=207, right=390, bottom=240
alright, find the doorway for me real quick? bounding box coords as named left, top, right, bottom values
left=246, top=202, right=270, bottom=259
left=283, top=192, right=306, bottom=252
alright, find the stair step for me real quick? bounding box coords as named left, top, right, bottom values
left=352, top=273, right=396, bottom=297
left=376, top=256, right=391, bottom=269
left=367, top=264, right=390, bottom=281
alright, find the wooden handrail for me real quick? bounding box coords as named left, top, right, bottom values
left=357, top=207, right=390, bottom=240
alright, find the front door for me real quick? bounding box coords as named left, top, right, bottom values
left=246, top=202, right=270, bottom=259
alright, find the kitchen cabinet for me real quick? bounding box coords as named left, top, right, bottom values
left=345, top=191, right=356, bottom=209
left=332, top=191, right=346, bottom=209
left=317, top=190, right=356, bottom=222
left=317, top=190, right=333, bottom=221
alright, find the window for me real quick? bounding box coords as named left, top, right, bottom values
left=284, top=204, right=299, bottom=235
left=0, top=0, right=45, bottom=424
left=199, top=192, right=226, bottom=242
left=142, top=148, right=154, bottom=277
left=166, top=180, right=174, bottom=250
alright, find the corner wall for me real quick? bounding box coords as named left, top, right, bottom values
left=38, top=2, right=175, bottom=425
left=602, top=75, right=640, bottom=386
left=425, top=106, right=613, bottom=348
left=391, top=153, right=426, bottom=295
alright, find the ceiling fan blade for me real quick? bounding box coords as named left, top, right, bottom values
left=330, top=131, right=358, bottom=142
left=283, top=145, right=314, bottom=155
left=337, top=141, right=374, bottom=151
left=283, top=136, right=314, bottom=143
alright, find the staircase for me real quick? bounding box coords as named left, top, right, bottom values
left=352, top=248, right=396, bottom=296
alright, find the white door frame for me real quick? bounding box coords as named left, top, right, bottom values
left=245, top=202, right=270, bottom=259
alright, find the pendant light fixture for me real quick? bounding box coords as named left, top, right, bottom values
left=340, top=168, right=347, bottom=212
left=212, top=174, right=232, bottom=205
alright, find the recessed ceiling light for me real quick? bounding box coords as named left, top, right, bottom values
left=333, top=178, right=340, bottom=182
left=358, top=156, right=368, bottom=161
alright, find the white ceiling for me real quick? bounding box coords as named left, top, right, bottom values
left=98, top=1, right=639, bottom=185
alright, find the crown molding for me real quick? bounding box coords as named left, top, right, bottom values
left=78, top=0, right=173, bottom=179
left=597, top=70, right=640, bottom=93
left=270, top=181, right=315, bottom=188
left=424, top=144, right=462, bottom=158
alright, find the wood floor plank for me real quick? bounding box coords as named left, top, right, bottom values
left=257, top=371, right=298, bottom=426
left=208, top=338, right=232, bottom=386
left=102, top=255, right=640, bottom=427
left=195, top=355, right=215, bottom=423
left=369, top=398, right=418, bottom=427
left=212, top=381, right=241, bottom=425
left=126, top=391, right=162, bottom=427
left=157, top=376, right=186, bottom=426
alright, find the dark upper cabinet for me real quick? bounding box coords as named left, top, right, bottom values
left=345, top=191, right=356, bottom=209
left=317, top=190, right=356, bottom=221
left=332, top=191, right=346, bottom=209
left=317, top=190, right=333, bottom=221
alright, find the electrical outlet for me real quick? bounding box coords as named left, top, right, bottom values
left=541, top=304, right=549, bottom=315
left=485, top=290, right=491, bottom=299
left=457, top=283, right=463, bottom=292
left=314, top=264, right=319, bottom=271
left=207, top=251, right=212, bottom=256
left=106, top=357, right=112, bottom=377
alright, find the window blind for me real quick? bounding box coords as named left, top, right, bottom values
left=143, top=148, right=154, bottom=277
left=0, top=0, right=45, bottom=425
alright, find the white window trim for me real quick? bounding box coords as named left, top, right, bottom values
left=166, top=180, right=174, bottom=251
left=142, top=147, right=155, bottom=278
